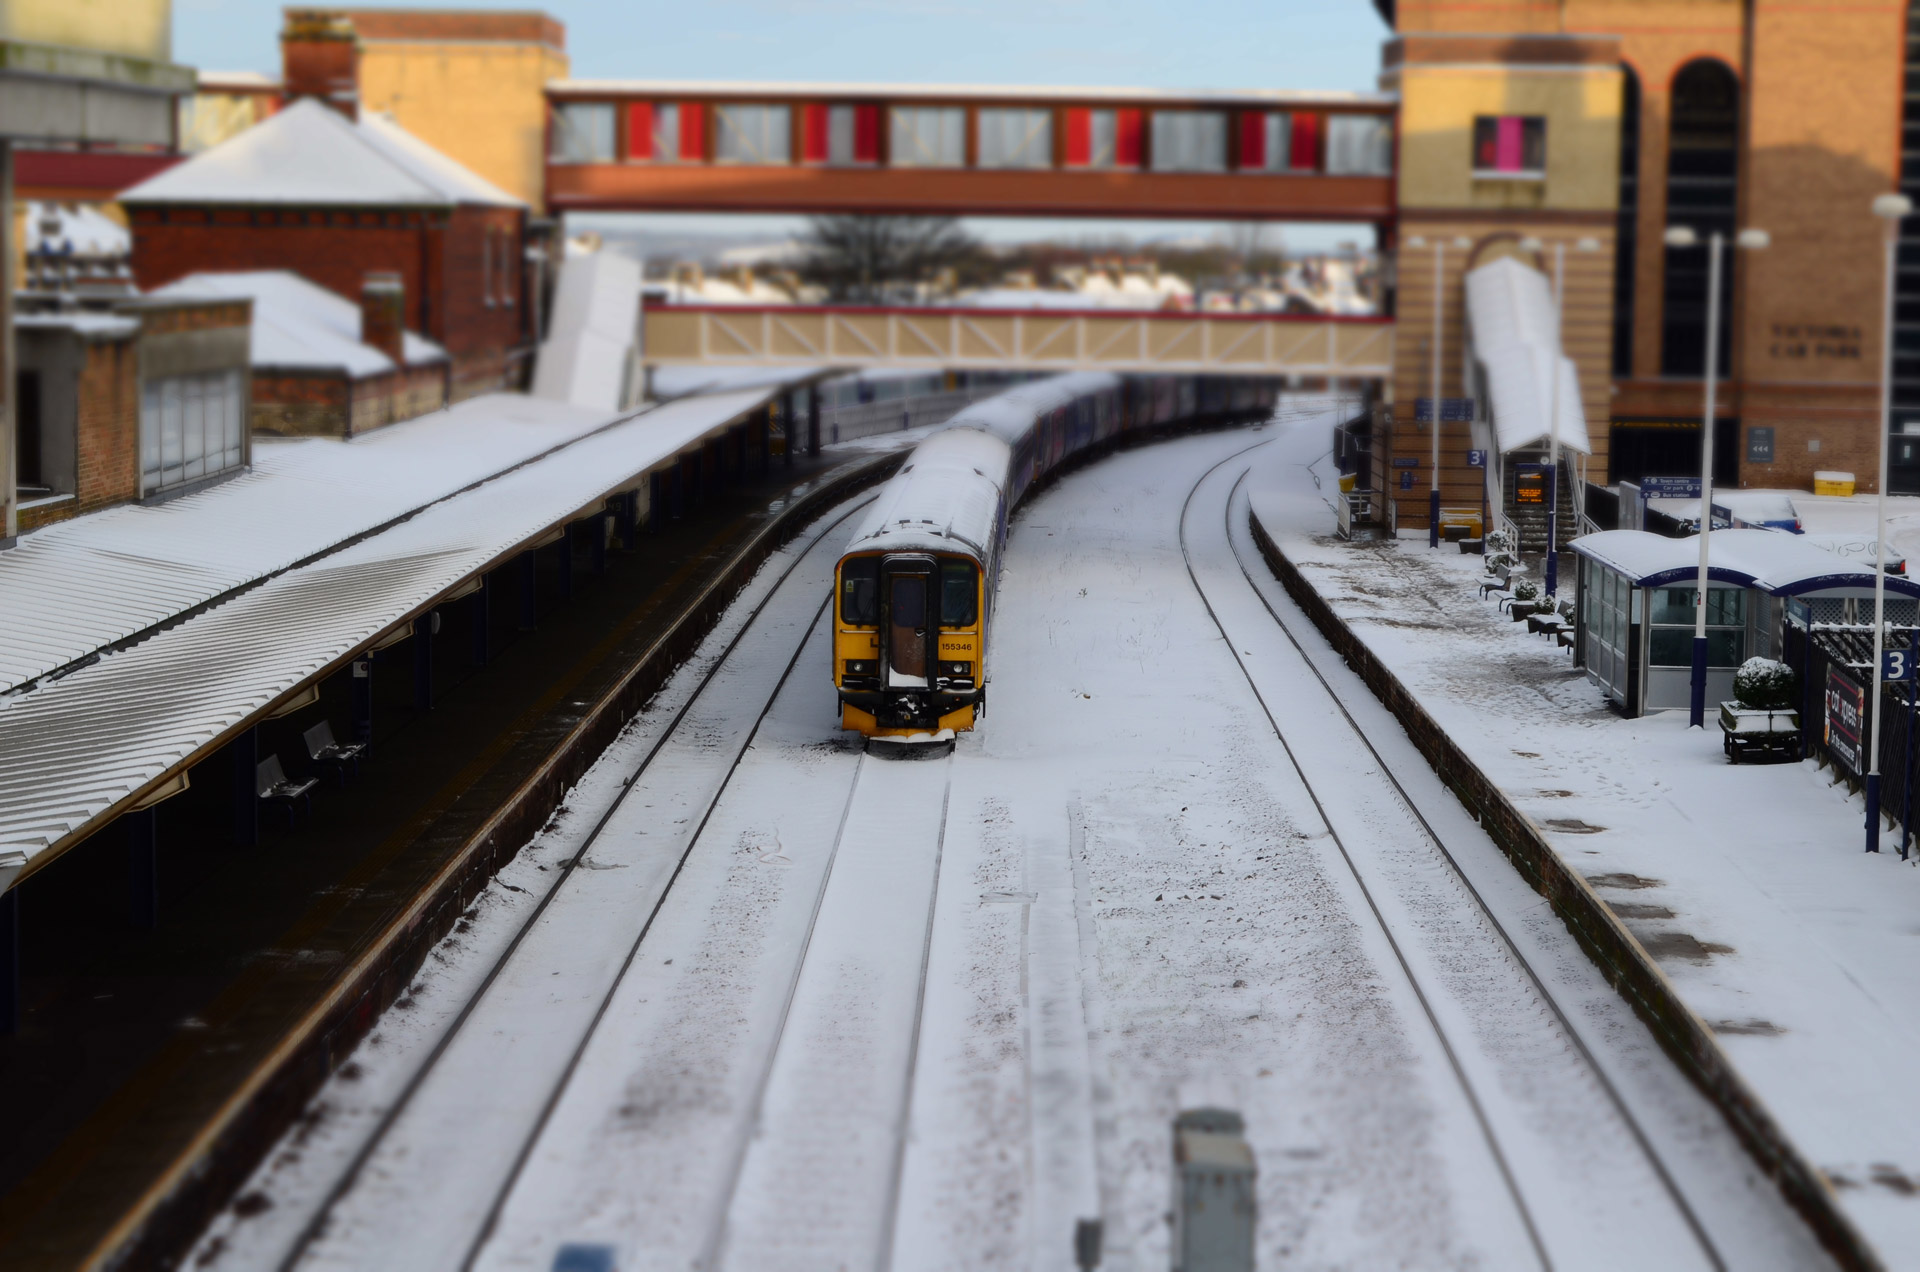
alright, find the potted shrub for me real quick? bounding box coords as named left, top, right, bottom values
left=1719, top=656, right=1802, bottom=763
left=1510, top=578, right=1540, bottom=618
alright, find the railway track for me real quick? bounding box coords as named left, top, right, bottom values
left=1177, top=440, right=1727, bottom=1271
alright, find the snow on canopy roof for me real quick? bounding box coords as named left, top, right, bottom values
left=844, top=426, right=1011, bottom=560
left=1465, top=256, right=1590, bottom=456
left=150, top=270, right=446, bottom=377
left=120, top=98, right=522, bottom=208
left=1571, top=528, right=1920, bottom=598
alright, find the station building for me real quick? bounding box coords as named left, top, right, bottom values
left=1374, top=0, right=1915, bottom=536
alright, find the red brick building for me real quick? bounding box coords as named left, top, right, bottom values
left=121, top=96, right=530, bottom=400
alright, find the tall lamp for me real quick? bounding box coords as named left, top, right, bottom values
left=1865, top=192, right=1912, bottom=851
left=1662, top=223, right=1769, bottom=728
left=1407, top=235, right=1474, bottom=548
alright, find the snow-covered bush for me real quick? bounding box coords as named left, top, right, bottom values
left=1733, top=657, right=1796, bottom=710
left=1511, top=579, right=1539, bottom=602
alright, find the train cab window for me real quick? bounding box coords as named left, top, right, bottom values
left=841, top=558, right=879, bottom=624
left=939, top=560, right=977, bottom=626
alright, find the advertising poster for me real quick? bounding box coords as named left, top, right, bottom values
left=1826, top=665, right=1866, bottom=774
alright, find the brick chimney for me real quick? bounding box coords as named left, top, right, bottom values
left=282, top=9, right=359, bottom=120
left=360, top=272, right=405, bottom=365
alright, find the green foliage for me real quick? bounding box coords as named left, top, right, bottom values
left=1733, top=657, right=1797, bottom=710
left=1511, top=579, right=1539, bottom=602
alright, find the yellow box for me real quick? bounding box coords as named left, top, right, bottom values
left=1814, top=472, right=1856, bottom=497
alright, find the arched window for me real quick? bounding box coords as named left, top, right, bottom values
left=1891, top=2, right=1920, bottom=491
left=1612, top=64, right=1641, bottom=377
left=1661, top=59, right=1740, bottom=377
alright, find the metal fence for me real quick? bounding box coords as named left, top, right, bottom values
left=1795, top=624, right=1920, bottom=854
left=817, top=388, right=999, bottom=444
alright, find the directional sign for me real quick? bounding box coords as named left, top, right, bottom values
left=1886, top=648, right=1917, bottom=682
left=1640, top=475, right=1702, bottom=499
left=1414, top=397, right=1477, bottom=423
left=1399, top=470, right=1414, bottom=490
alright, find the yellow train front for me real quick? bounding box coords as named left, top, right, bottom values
left=833, top=546, right=988, bottom=738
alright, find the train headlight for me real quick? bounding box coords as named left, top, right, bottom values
left=942, top=661, right=971, bottom=676
left=844, top=659, right=877, bottom=674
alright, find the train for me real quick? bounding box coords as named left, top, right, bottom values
left=832, top=372, right=1280, bottom=744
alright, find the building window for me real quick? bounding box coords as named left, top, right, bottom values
left=501, top=227, right=516, bottom=307
left=1894, top=6, right=1920, bottom=490
left=1064, top=108, right=1142, bottom=168
left=1471, top=115, right=1546, bottom=177
left=1325, top=114, right=1391, bottom=175
left=482, top=227, right=495, bottom=307
left=628, top=102, right=704, bottom=162
left=1648, top=585, right=1744, bottom=667
left=802, top=104, right=880, bottom=165
left=977, top=108, right=1053, bottom=169
left=889, top=106, right=965, bottom=167
left=1149, top=110, right=1227, bottom=173
left=714, top=104, right=791, bottom=165
left=141, top=369, right=245, bottom=495
left=1613, top=65, right=1641, bottom=378
left=1661, top=59, right=1740, bottom=377
left=1237, top=111, right=1317, bottom=172
left=551, top=102, right=615, bottom=163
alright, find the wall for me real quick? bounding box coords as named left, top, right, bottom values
left=254, top=361, right=449, bottom=438
left=0, top=0, right=171, bottom=62
left=17, top=329, right=140, bottom=533
left=350, top=15, right=568, bottom=211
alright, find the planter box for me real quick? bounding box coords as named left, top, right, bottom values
left=1719, top=702, right=1802, bottom=764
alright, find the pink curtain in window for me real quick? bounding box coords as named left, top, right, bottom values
left=1496, top=115, right=1524, bottom=172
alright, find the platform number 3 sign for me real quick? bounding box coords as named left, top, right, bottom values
left=1885, top=649, right=1916, bottom=682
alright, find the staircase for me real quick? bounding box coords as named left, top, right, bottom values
left=1502, top=460, right=1579, bottom=555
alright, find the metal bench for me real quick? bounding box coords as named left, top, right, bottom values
left=304, top=719, right=365, bottom=785
left=256, top=754, right=318, bottom=827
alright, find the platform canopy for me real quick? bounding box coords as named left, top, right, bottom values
left=1570, top=528, right=1920, bottom=598
left=1465, top=255, right=1589, bottom=456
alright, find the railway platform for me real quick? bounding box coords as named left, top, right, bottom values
left=0, top=389, right=901, bottom=1269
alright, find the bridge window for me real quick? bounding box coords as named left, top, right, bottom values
left=890, top=106, right=965, bottom=167
left=715, top=104, right=792, bottom=164
left=627, top=102, right=704, bottom=162
left=1150, top=110, right=1227, bottom=172
left=1471, top=115, right=1546, bottom=177
left=1064, top=108, right=1141, bottom=168
left=551, top=102, right=615, bottom=163
left=1237, top=111, right=1322, bottom=172
left=1326, top=114, right=1392, bottom=175
left=977, top=108, right=1053, bottom=169
left=802, top=104, right=880, bottom=165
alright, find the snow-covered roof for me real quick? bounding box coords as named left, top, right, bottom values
left=1465, top=256, right=1590, bottom=457
left=1571, top=529, right=1920, bottom=598
left=120, top=98, right=523, bottom=208
left=844, top=426, right=1011, bottom=559
left=951, top=371, right=1120, bottom=449
left=25, top=202, right=131, bottom=257
left=15, top=312, right=140, bottom=340
left=150, top=270, right=445, bottom=376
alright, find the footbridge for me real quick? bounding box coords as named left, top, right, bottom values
left=642, top=303, right=1393, bottom=377
left=544, top=81, right=1396, bottom=223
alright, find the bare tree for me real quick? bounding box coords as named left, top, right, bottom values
left=798, top=215, right=985, bottom=303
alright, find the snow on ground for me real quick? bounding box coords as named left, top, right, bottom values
left=1252, top=431, right=1920, bottom=1264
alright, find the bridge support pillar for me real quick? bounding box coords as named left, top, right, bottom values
left=232, top=725, right=257, bottom=848
left=127, top=808, right=158, bottom=930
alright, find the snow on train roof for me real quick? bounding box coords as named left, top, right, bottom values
left=946, top=371, right=1121, bottom=445
left=845, top=427, right=1011, bottom=559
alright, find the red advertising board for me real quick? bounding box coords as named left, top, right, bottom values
left=1825, top=665, right=1866, bottom=774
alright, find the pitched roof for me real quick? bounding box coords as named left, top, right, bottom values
left=120, top=98, right=522, bottom=209
left=1465, top=255, right=1591, bottom=457
left=150, top=270, right=447, bottom=377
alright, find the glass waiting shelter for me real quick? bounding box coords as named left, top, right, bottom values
left=1570, top=529, right=1920, bottom=716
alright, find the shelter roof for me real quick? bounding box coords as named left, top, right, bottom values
left=1465, top=256, right=1590, bottom=456
left=119, top=98, right=523, bottom=208
left=150, top=270, right=445, bottom=376
left=1571, top=529, right=1920, bottom=598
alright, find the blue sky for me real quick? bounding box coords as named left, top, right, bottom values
left=177, top=0, right=1389, bottom=96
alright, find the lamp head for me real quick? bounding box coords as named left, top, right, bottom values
left=1518, top=236, right=1544, bottom=252
left=1874, top=193, right=1913, bottom=221
left=1404, top=235, right=1428, bottom=248
left=1736, top=228, right=1771, bottom=250
left=1664, top=226, right=1699, bottom=248
left=1575, top=237, right=1602, bottom=253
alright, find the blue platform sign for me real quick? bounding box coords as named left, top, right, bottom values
left=1640, top=475, right=1703, bottom=499
left=1399, top=469, right=1414, bottom=490
left=1466, top=449, right=1487, bottom=469
left=1886, top=648, right=1917, bottom=682
left=1414, top=397, right=1477, bottom=423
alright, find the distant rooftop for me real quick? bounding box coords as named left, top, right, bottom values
left=151, top=270, right=446, bottom=376
left=119, top=97, right=524, bottom=208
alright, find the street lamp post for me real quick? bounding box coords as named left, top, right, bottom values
left=1865, top=192, right=1912, bottom=851
left=1664, top=223, right=1768, bottom=728
left=1409, top=235, right=1474, bottom=548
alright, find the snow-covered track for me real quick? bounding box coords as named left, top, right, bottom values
left=274, top=496, right=877, bottom=1272
left=1178, top=444, right=1731, bottom=1271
